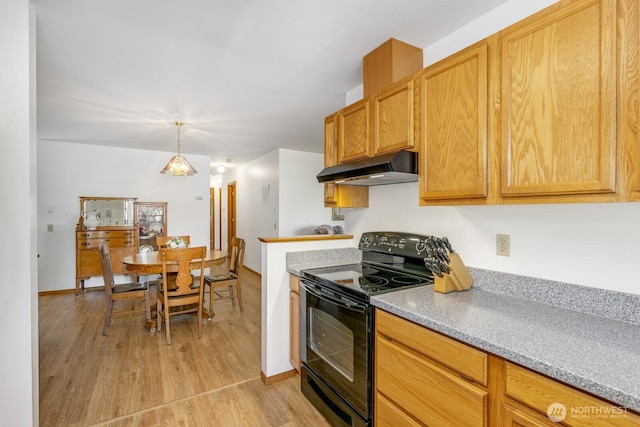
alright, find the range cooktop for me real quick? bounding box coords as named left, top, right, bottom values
left=301, top=262, right=433, bottom=300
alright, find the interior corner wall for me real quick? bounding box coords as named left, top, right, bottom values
left=1, top=0, right=36, bottom=424
left=278, top=149, right=337, bottom=236
left=228, top=149, right=280, bottom=274
left=37, top=140, right=211, bottom=292
left=223, top=148, right=338, bottom=275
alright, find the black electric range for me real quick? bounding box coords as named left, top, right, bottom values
left=299, top=231, right=436, bottom=427
left=300, top=231, right=435, bottom=302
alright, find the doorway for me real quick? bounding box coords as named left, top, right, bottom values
left=210, top=187, right=222, bottom=250
left=227, top=181, right=236, bottom=255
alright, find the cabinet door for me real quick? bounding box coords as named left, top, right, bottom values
left=505, top=362, right=640, bottom=426
left=289, top=289, right=300, bottom=372
left=324, top=113, right=338, bottom=167
left=373, top=78, right=415, bottom=155
left=289, top=274, right=300, bottom=372
left=323, top=114, right=340, bottom=206
left=418, top=41, right=489, bottom=203
left=324, top=184, right=369, bottom=208
left=338, top=99, right=370, bottom=163
left=135, top=202, right=167, bottom=250
left=503, top=403, right=557, bottom=427
left=376, top=337, right=487, bottom=427
left=375, top=393, right=422, bottom=427
left=499, top=0, right=616, bottom=199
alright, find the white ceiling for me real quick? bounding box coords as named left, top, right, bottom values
left=32, top=0, right=509, bottom=174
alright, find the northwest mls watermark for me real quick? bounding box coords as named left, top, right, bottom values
left=547, top=402, right=630, bottom=422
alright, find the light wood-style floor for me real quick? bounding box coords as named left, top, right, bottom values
left=39, top=266, right=331, bottom=427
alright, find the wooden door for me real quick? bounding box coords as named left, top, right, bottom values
left=499, top=0, right=616, bottom=200
left=226, top=181, right=236, bottom=255
left=210, top=187, right=223, bottom=250
left=418, top=41, right=489, bottom=204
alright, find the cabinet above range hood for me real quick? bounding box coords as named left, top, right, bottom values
left=316, top=150, right=418, bottom=186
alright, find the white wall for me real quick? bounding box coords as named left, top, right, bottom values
left=346, top=184, right=640, bottom=295
left=0, top=0, right=37, bottom=424
left=226, top=149, right=279, bottom=273
left=37, top=140, right=211, bottom=292
left=223, top=148, right=337, bottom=274
left=278, top=149, right=339, bottom=236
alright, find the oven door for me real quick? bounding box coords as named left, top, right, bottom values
left=300, top=280, right=371, bottom=420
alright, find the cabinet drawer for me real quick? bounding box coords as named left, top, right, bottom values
left=503, top=402, right=558, bottom=426
left=376, top=309, right=487, bottom=385
left=505, top=362, right=640, bottom=426
left=77, top=237, right=135, bottom=249
left=376, top=336, right=487, bottom=426
left=76, top=230, right=134, bottom=239
left=375, top=393, right=422, bottom=427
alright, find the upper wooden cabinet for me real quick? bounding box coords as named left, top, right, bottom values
left=324, top=113, right=338, bottom=167
left=498, top=0, right=617, bottom=203
left=338, top=98, right=371, bottom=163
left=417, top=41, right=489, bottom=205
left=373, top=77, right=416, bottom=156
left=363, top=38, right=423, bottom=98
left=323, top=112, right=369, bottom=208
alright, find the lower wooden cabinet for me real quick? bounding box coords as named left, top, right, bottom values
left=289, top=274, right=300, bottom=372
left=375, top=309, right=488, bottom=426
left=504, top=362, right=640, bottom=426
left=75, top=228, right=136, bottom=295
left=374, top=309, right=640, bottom=427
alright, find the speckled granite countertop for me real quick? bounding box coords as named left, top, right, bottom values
left=286, top=247, right=361, bottom=276
left=371, top=268, right=640, bottom=412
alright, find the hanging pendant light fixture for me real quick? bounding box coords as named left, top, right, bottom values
left=160, top=121, right=198, bottom=176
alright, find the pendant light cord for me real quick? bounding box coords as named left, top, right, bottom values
left=175, top=121, right=184, bottom=155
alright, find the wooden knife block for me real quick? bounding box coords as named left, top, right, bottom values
left=433, top=253, right=474, bottom=294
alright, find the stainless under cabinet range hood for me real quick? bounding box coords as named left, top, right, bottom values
left=316, top=150, right=418, bottom=186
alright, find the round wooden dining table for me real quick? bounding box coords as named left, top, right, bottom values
left=121, top=249, right=227, bottom=274
left=121, top=249, right=227, bottom=330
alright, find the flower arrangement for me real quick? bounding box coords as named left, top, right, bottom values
left=167, top=237, right=188, bottom=248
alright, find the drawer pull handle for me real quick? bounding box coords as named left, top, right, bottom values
left=81, top=242, right=90, bottom=247
left=81, top=233, right=90, bottom=237
left=124, top=232, right=132, bottom=237
left=460, top=374, right=475, bottom=383
left=124, top=240, right=132, bottom=245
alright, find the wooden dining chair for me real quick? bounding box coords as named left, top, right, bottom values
left=203, top=237, right=246, bottom=319
left=98, top=243, right=151, bottom=336
left=156, top=235, right=190, bottom=248
left=156, top=246, right=206, bottom=345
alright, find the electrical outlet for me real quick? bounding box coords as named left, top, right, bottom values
left=496, top=234, right=510, bottom=256
left=47, top=224, right=54, bottom=232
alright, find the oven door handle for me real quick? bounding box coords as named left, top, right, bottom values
left=304, top=284, right=367, bottom=313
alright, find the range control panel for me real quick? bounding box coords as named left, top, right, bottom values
left=359, top=231, right=437, bottom=259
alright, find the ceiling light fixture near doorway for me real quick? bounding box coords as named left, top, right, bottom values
left=217, top=159, right=231, bottom=174
left=160, top=121, right=198, bottom=176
